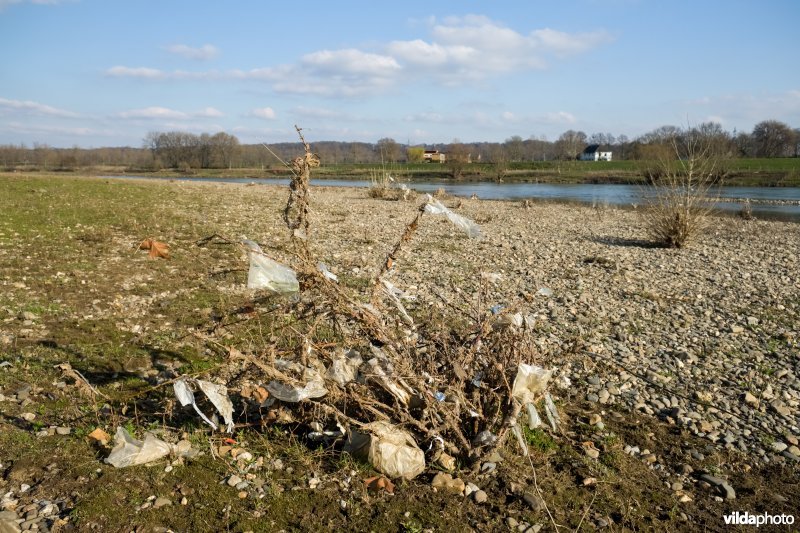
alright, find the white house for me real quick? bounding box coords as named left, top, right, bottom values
left=580, top=144, right=612, bottom=161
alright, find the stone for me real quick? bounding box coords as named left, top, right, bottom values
left=153, top=497, right=171, bottom=509
left=431, top=473, right=465, bottom=495
left=523, top=492, right=545, bottom=512
left=700, top=474, right=735, bottom=500
left=771, top=441, right=788, bottom=453
left=227, top=475, right=243, bottom=487
left=742, top=392, right=758, bottom=406
left=473, top=490, right=488, bottom=504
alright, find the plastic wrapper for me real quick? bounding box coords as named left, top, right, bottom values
left=241, top=238, right=299, bottom=294
left=344, top=421, right=425, bottom=480
left=105, top=427, right=172, bottom=468
left=526, top=402, right=542, bottom=429
left=173, top=378, right=235, bottom=433
left=317, top=262, right=338, bottom=282
left=423, top=195, right=482, bottom=239
left=267, top=368, right=327, bottom=402
left=325, top=350, right=362, bottom=386
left=511, top=364, right=553, bottom=406
left=544, top=393, right=561, bottom=431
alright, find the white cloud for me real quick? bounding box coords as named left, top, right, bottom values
left=104, top=15, right=612, bottom=98
left=106, top=66, right=165, bottom=79
left=164, top=44, right=219, bottom=61
left=539, top=111, right=577, bottom=124
left=0, top=0, right=70, bottom=10
left=117, top=106, right=222, bottom=120
left=0, top=97, right=78, bottom=117
left=248, top=107, right=276, bottom=120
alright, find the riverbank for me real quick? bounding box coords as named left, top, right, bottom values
left=0, top=175, right=797, bottom=531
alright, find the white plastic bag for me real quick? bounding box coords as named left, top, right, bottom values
left=511, top=364, right=553, bottom=405
left=105, top=427, right=172, bottom=468
left=241, top=239, right=299, bottom=294
left=173, top=378, right=235, bottom=433
left=325, top=350, right=363, bottom=386
left=266, top=368, right=327, bottom=402
left=344, top=421, right=425, bottom=480
left=424, top=195, right=481, bottom=239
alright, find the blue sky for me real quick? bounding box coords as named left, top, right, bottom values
left=1, top=0, right=798, bottom=148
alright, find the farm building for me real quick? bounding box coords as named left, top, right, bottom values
left=580, top=144, right=613, bottom=161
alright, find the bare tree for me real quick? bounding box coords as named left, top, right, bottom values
left=446, top=139, right=470, bottom=179
left=554, top=130, right=587, bottom=160
left=376, top=137, right=401, bottom=163
left=752, top=120, right=795, bottom=157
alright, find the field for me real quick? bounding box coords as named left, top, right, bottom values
left=0, top=172, right=798, bottom=532
left=36, top=157, right=800, bottom=187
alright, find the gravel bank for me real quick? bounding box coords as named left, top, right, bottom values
left=256, top=183, right=799, bottom=465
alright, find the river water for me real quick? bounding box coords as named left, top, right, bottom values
left=104, top=175, right=800, bottom=221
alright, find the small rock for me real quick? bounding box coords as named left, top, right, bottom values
left=699, top=474, right=735, bottom=500
left=431, top=472, right=465, bottom=495
left=227, top=475, right=243, bottom=487
left=55, top=426, right=71, bottom=435
left=589, top=414, right=602, bottom=426
left=20, top=412, right=35, bottom=422
left=506, top=517, right=519, bottom=529
left=523, top=492, right=545, bottom=512
left=742, top=392, right=758, bottom=407
left=480, top=462, right=496, bottom=474
left=238, top=491, right=248, bottom=499
left=473, top=490, right=488, bottom=504
left=152, top=497, right=171, bottom=509
left=771, top=441, right=788, bottom=453
left=730, top=325, right=744, bottom=334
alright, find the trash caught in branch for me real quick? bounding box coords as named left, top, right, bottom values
left=241, top=238, right=299, bottom=294
left=344, top=421, right=425, bottom=480
left=173, top=378, right=235, bottom=433
left=423, top=195, right=482, bottom=239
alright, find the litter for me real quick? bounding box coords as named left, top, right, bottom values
left=173, top=378, right=235, bottom=433
left=241, top=238, right=299, bottom=294
left=325, top=350, right=362, bottom=386
left=424, top=195, right=482, bottom=239
left=105, top=427, right=172, bottom=468
left=317, top=262, right=338, bottom=282
left=266, top=368, right=327, bottom=402
left=544, top=393, right=561, bottom=431
left=526, top=403, right=542, bottom=429
left=511, top=364, right=552, bottom=406
left=344, top=421, right=425, bottom=480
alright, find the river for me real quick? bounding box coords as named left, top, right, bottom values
left=103, top=175, right=800, bottom=221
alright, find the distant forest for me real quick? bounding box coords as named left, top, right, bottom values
left=1, top=120, right=797, bottom=171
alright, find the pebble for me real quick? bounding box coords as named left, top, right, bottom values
left=227, top=475, right=243, bottom=487
left=522, top=492, right=545, bottom=512
left=431, top=473, right=465, bottom=495
left=473, top=490, right=488, bottom=504
left=699, top=474, right=736, bottom=500
left=153, top=497, right=171, bottom=509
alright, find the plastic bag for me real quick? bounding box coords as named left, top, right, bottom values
left=317, top=262, right=338, bottom=282
left=344, top=421, right=425, bottom=480
left=173, top=378, right=235, bottom=433
left=241, top=239, right=299, bottom=294
left=511, top=364, right=553, bottom=406
left=105, top=427, right=172, bottom=468
left=424, top=195, right=481, bottom=239
left=325, top=350, right=363, bottom=386
left=266, top=368, right=327, bottom=402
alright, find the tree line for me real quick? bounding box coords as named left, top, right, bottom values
left=1, top=120, right=797, bottom=171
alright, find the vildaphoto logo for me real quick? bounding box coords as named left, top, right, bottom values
left=724, top=511, right=795, bottom=527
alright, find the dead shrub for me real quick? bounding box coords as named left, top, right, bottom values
left=642, top=132, right=719, bottom=248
